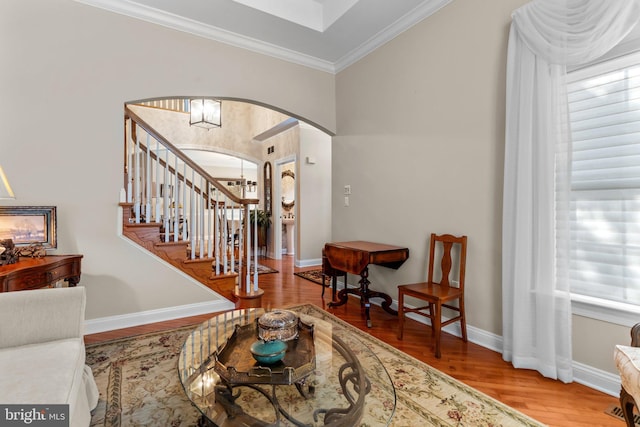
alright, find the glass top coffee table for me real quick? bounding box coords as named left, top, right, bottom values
left=178, top=308, right=396, bottom=426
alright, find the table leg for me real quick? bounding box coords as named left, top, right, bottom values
left=360, top=268, right=372, bottom=328
left=366, top=290, right=397, bottom=316
left=66, top=275, right=81, bottom=286
left=328, top=288, right=349, bottom=308
left=329, top=267, right=398, bottom=327
left=332, top=275, right=338, bottom=301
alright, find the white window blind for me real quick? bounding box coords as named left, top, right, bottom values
left=566, top=51, right=640, bottom=306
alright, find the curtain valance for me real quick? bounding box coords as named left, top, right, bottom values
left=512, top=0, right=639, bottom=65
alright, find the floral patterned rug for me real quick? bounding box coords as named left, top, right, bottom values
left=219, top=260, right=278, bottom=275
left=293, top=269, right=326, bottom=286
left=86, top=304, right=545, bottom=427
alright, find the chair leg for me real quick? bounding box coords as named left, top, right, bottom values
left=321, top=274, right=326, bottom=297
left=459, top=298, right=468, bottom=342
left=397, top=290, right=405, bottom=340
left=428, top=303, right=435, bottom=337
left=621, top=386, right=636, bottom=427
left=433, top=303, right=442, bottom=359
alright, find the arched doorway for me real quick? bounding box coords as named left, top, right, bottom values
left=124, top=97, right=332, bottom=266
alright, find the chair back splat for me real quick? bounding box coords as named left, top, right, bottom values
left=397, top=233, right=468, bottom=358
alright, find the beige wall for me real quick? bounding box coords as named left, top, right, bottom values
left=297, top=125, right=332, bottom=264
left=334, top=0, right=629, bottom=377
left=335, top=0, right=521, bottom=334
left=0, top=0, right=335, bottom=320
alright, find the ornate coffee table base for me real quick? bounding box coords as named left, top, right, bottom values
left=198, top=335, right=369, bottom=427
left=178, top=308, right=395, bottom=427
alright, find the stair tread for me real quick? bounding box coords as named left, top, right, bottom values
left=183, top=257, right=216, bottom=264
left=155, top=240, right=189, bottom=247
left=121, top=207, right=242, bottom=302
left=124, top=222, right=161, bottom=228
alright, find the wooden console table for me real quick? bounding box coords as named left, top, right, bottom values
left=325, top=241, right=409, bottom=327
left=0, top=255, right=83, bottom=292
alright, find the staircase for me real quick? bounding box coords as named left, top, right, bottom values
left=120, top=105, right=264, bottom=307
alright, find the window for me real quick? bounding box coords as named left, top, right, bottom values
left=566, top=50, right=640, bottom=320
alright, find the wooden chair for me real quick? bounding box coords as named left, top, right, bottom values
left=397, top=233, right=467, bottom=358
left=321, top=248, right=347, bottom=301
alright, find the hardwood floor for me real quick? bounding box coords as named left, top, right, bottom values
left=85, top=255, right=621, bottom=427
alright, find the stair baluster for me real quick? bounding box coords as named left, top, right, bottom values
left=214, top=187, right=220, bottom=275
left=122, top=107, right=262, bottom=307
left=145, top=134, right=152, bottom=222
left=155, top=139, right=161, bottom=223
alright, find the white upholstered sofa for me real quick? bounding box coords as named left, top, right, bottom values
left=0, top=286, right=99, bottom=427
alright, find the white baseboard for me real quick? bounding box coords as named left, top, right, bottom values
left=573, top=361, right=620, bottom=397
left=295, top=258, right=321, bottom=268
left=399, top=309, right=620, bottom=395
left=378, top=295, right=622, bottom=397
left=84, top=299, right=235, bottom=335
left=395, top=301, right=504, bottom=353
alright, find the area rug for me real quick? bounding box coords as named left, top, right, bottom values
left=294, top=269, right=326, bottom=286
left=216, top=260, right=278, bottom=275
left=86, top=304, right=544, bottom=427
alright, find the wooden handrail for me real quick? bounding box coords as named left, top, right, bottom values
left=125, top=106, right=258, bottom=206
left=130, top=137, right=234, bottom=209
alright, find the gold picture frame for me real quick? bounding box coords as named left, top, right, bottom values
left=0, top=206, right=57, bottom=248
left=281, top=169, right=295, bottom=210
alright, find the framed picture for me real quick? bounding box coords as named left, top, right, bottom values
left=0, top=206, right=57, bottom=248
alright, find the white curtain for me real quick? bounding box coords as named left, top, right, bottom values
left=502, top=0, right=640, bottom=382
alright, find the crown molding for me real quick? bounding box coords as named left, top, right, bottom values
left=74, top=0, right=451, bottom=74
left=74, top=0, right=336, bottom=72
left=334, top=0, right=452, bottom=73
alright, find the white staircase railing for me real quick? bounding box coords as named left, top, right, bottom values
left=123, top=106, right=261, bottom=296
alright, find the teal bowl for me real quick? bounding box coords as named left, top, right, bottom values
left=250, top=339, right=287, bottom=364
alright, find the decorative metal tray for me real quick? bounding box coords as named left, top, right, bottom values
left=213, top=318, right=316, bottom=385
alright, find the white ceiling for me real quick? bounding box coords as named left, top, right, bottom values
left=75, top=0, right=452, bottom=73
left=231, top=0, right=361, bottom=32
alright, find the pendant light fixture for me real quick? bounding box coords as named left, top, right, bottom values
left=189, top=99, right=221, bottom=129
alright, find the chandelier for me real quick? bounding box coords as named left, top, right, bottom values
left=189, top=99, right=221, bottom=129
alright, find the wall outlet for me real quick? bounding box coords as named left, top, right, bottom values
left=344, top=196, right=350, bottom=206
left=344, top=185, right=351, bottom=195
